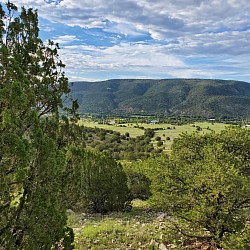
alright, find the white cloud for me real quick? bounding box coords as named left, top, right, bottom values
left=13, top=0, right=250, bottom=43
left=56, top=39, right=250, bottom=81
left=52, top=35, right=79, bottom=45
left=57, top=42, right=187, bottom=80
left=6, top=0, right=250, bottom=81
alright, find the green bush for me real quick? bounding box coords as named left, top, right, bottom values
left=123, top=162, right=151, bottom=200
left=127, top=171, right=151, bottom=200
left=64, top=147, right=131, bottom=213
left=148, top=127, right=250, bottom=248
left=157, top=141, right=163, bottom=147
left=144, top=128, right=155, bottom=138
left=125, top=132, right=130, bottom=137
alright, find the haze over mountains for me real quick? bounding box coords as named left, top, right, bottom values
left=69, top=79, right=250, bottom=118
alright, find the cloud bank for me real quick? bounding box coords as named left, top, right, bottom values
left=10, top=0, right=250, bottom=81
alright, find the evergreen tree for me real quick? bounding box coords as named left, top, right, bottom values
left=64, top=147, right=131, bottom=214
left=148, top=128, right=250, bottom=248
left=0, top=2, right=74, bottom=248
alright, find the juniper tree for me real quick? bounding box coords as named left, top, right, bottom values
left=64, top=147, right=131, bottom=214
left=0, top=2, right=74, bottom=249
left=148, top=127, right=250, bottom=248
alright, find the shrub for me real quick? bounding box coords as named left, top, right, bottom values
left=144, top=128, right=155, bottom=138
left=123, top=162, right=151, bottom=200
left=125, top=132, right=130, bottom=137
left=149, top=127, right=250, bottom=248
left=64, top=147, right=131, bottom=213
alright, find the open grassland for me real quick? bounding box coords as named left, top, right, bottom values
left=78, top=120, right=145, bottom=138
left=78, top=120, right=227, bottom=137
left=151, top=122, right=227, bottom=151
left=78, top=119, right=228, bottom=151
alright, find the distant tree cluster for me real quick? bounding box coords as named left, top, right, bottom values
left=80, top=126, right=160, bottom=160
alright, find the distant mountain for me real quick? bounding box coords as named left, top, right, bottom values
left=69, top=79, right=250, bottom=117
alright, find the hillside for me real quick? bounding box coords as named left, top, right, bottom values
left=69, top=79, right=250, bottom=117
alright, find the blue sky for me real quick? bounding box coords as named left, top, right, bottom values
left=5, top=0, right=250, bottom=82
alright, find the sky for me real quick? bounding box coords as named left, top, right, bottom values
left=3, top=0, right=250, bottom=82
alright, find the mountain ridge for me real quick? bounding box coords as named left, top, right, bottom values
left=69, top=79, right=250, bottom=117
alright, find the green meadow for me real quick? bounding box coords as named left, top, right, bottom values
left=78, top=119, right=228, bottom=151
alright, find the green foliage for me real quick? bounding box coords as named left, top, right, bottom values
left=144, top=128, right=155, bottom=138
left=75, top=126, right=155, bottom=160
left=0, top=3, right=74, bottom=249
left=64, top=147, right=131, bottom=213
left=148, top=127, right=250, bottom=248
left=123, top=162, right=151, bottom=200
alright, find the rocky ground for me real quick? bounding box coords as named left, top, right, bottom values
left=67, top=200, right=223, bottom=250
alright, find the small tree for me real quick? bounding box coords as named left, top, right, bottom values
left=64, top=147, right=131, bottom=213
left=125, top=132, right=130, bottom=138
left=149, top=128, right=250, bottom=248
left=123, top=161, right=151, bottom=200
left=144, top=128, right=155, bottom=138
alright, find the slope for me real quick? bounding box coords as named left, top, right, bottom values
left=69, top=79, right=250, bottom=117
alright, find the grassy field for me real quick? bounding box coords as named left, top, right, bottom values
left=151, top=122, right=227, bottom=151
left=78, top=119, right=228, bottom=152
left=68, top=199, right=249, bottom=250
left=78, top=120, right=145, bottom=138
left=68, top=200, right=185, bottom=250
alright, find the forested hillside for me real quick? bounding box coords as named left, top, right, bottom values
left=70, top=79, right=250, bottom=117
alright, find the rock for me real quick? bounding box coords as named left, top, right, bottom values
left=157, top=212, right=168, bottom=221
left=150, top=239, right=156, bottom=245
left=126, top=243, right=133, bottom=249
left=159, top=243, right=168, bottom=250
left=72, top=227, right=82, bottom=233
left=66, top=209, right=74, bottom=214
left=201, top=244, right=210, bottom=250
left=166, top=244, right=177, bottom=249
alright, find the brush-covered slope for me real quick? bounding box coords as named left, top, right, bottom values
left=69, top=79, right=250, bottom=117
